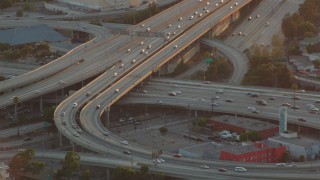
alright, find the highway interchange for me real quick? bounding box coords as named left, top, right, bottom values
left=1, top=0, right=320, bottom=179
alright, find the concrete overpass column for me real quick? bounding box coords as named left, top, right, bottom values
left=106, top=168, right=110, bottom=180
left=104, top=106, right=110, bottom=128
left=39, top=96, right=43, bottom=114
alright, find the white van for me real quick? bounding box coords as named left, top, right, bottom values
left=234, top=167, right=247, bottom=172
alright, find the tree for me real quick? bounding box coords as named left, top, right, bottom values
left=9, top=149, right=34, bottom=173
left=111, top=166, right=135, bottom=180
left=80, top=169, right=91, bottom=180
left=21, top=45, right=33, bottom=58
left=0, top=0, right=13, bottom=13
left=23, top=2, right=33, bottom=11
left=159, top=126, right=168, bottom=135
left=16, top=9, right=23, bottom=17
left=0, top=43, right=10, bottom=52
left=281, top=14, right=298, bottom=40
left=61, top=151, right=80, bottom=178
left=298, top=21, right=316, bottom=37
left=299, top=155, right=305, bottom=162
left=25, top=161, right=45, bottom=175
left=0, top=75, right=5, bottom=81
left=281, top=151, right=290, bottom=162
left=197, top=117, right=208, bottom=127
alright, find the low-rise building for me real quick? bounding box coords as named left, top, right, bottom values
left=268, top=132, right=320, bottom=160
left=207, top=116, right=278, bottom=139
left=220, top=141, right=286, bottom=163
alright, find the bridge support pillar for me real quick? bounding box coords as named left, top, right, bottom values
left=105, top=106, right=110, bottom=128
left=39, top=96, right=43, bottom=114
left=106, top=168, right=110, bottom=180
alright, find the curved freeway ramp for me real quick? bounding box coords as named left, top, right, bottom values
left=201, top=39, right=248, bottom=84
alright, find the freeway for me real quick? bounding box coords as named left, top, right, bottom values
left=4, top=0, right=319, bottom=179
left=224, top=0, right=301, bottom=51
left=120, top=78, right=320, bottom=129
left=53, top=0, right=320, bottom=179
left=0, top=0, right=221, bottom=108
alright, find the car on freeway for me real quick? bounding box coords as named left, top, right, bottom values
left=213, top=96, right=220, bottom=99
left=146, top=27, right=150, bottom=32
left=158, top=158, right=165, bottom=163
left=282, top=103, right=292, bottom=107
left=256, top=14, right=260, bottom=18
left=218, top=168, right=228, bottom=172
left=234, top=167, right=247, bottom=172
left=298, top=117, right=306, bottom=122
left=291, top=106, right=300, bottom=110
left=216, top=89, right=224, bottom=94
left=119, top=63, right=124, bottom=68
left=114, top=89, right=119, bottom=93
left=269, top=97, right=276, bottom=100
left=198, top=98, right=205, bottom=102
left=170, top=83, right=178, bottom=87
left=86, top=92, right=91, bottom=96
left=153, top=159, right=162, bottom=163
left=131, top=59, right=136, bottom=64
left=169, top=92, right=177, bottom=96
left=73, top=132, right=79, bottom=137
left=60, top=112, right=65, bottom=116
left=250, top=93, right=259, bottom=97
left=155, top=99, right=163, bottom=104
left=276, top=163, right=286, bottom=167
left=211, top=102, right=219, bottom=106
left=72, top=124, right=77, bottom=129
left=121, top=140, right=128, bottom=145
left=72, top=102, right=78, bottom=108
left=77, top=129, right=83, bottom=134
left=127, top=48, right=131, bottom=53
left=96, top=105, right=101, bottom=109
left=173, top=154, right=182, bottom=158
left=123, top=150, right=131, bottom=155
left=292, top=96, right=300, bottom=100
left=248, top=16, right=252, bottom=21
left=113, top=72, right=117, bottom=77
left=200, top=165, right=210, bottom=169
left=103, top=132, right=109, bottom=136
left=226, top=99, right=234, bottom=102
left=175, top=91, right=182, bottom=94
left=24, top=137, right=32, bottom=141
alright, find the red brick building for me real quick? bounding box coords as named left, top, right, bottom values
left=208, top=116, right=278, bottom=139
left=220, top=142, right=286, bottom=163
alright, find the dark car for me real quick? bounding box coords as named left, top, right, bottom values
left=24, top=137, right=32, bottom=141
left=123, top=150, right=131, bottom=155
left=218, top=168, right=228, bottom=172
left=298, top=117, right=306, bottom=122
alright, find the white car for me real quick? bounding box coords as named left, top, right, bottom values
left=147, top=44, right=152, bottom=49
left=200, top=165, right=210, bottom=169
left=127, top=48, right=131, bottom=53
left=146, top=27, right=150, bottom=32
left=114, top=89, right=119, bottom=93
left=131, top=59, right=136, bottom=64
left=113, top=72, right=117, bottom=77
left=73, top=132, right=79, bottom=137
left=72, top=103, right=78, bottom=108
left=174, top=45, right=178, bottom=48
left=121, top=140, right=128, bottom=145
left=198, top=98, right=205, bottom=102
left=234, top=167, right=247, bottom=172
left=158, top=158, right=165, bottom=163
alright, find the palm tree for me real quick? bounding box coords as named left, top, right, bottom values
left=13, top=96, right=20, bottom=136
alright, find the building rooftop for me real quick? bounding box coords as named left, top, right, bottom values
left=269, top=135, right=320, bottom=148
left=210, top=115, right=277, bottom=132
left=222, top=141, right=281, bottom=155
left=0, top=24, right=68, bottom=46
